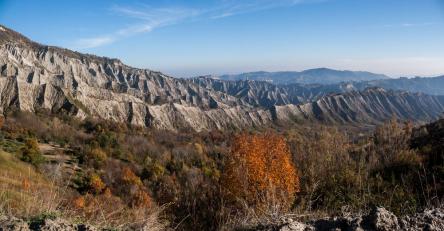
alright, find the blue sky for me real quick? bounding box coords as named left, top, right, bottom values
left=1, top=0, right=444, bottom=77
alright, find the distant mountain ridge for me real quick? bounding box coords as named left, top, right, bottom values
left=192, top=77, right=345, bottom=107
left=214, top=68, right=390, bottom=85
left=1, top=24, right=444, bottom=131
left=275, top=87, right=444, bottom=124
left=193, top=74, right=444, bottom=108
left=349, top=75, right=444, bottom=95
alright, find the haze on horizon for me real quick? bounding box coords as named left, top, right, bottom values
left=1, top=0, right=444, bottom=78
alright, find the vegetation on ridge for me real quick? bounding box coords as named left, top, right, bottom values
left=0, top=111, right=442, bottom=230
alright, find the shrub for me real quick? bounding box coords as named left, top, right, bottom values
left=22, top=178, right=31, bottom=191
left=373, top=118, right=413, bottom=167
left=73, top=196, right=86, bottom=209
left=222, top=132, right=300, bottom=213
left=89, top=173, right=106, bottom=194
left=72, top=172, right=106, bottom=195
left=132, top=189, right=153, bottom=208
left=147, top=161, right=166, bottom=180
left=20, top=138, right=45, bottom=166
left=86, top=148, right=107, bottom=166
left=122, top=167, right=143, bottom=187
left=287, top=127, right=353, bottom=211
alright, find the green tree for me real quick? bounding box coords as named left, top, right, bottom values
left=20, top=138, right=45, bottom=166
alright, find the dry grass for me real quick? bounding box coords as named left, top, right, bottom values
left=0, top=150, right=168, bottom=230
left=65, top=193, right=168, bottom=230
left=0, top=150, right=63, bottom=218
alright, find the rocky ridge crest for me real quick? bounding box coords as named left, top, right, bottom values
left=1, top=25, right=444, bottom=131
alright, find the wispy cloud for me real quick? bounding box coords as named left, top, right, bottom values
left=211, top=0, right=325, bottom=19
left=383, top=22, right=437, bottom=28
left=74, top=5, right=199, bottom=49
left=400, top=22, right=436, bottom=27
left=73, top=0, right=323, bottom=49
left=74, top=36, right=114, bottom=49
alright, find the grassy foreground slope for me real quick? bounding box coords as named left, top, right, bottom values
left=0, top=150, right=60, bottom=218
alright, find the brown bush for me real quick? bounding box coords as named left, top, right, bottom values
left=103, top=187, right=113, bottom=198
left=87, top=148, right=108, bottom=167
left=222, top=132, right=300, bottom=213
left=286, top=126, right=352, bottom=211
left=69, top=193, right=163, bottom=229
left=20, top=138, right=45, bottom=166
left=73, top=196, right=86, bottom=209
left=89, top=173, right=106, bottom=194
left=22, top=178, right=31, bottom=191
left=372, top=118, right=414, bottom=167
left=132, top=189, right=153, bottom=208
left=122, top=167, right=143, bottom=186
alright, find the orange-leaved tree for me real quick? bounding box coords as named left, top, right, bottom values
left=121, top=167, right=152, bottom=208
left=222, top=132, right=300, bottom=212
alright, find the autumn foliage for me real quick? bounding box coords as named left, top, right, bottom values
left=223, top=132, right=300, bottom=212
left=121, top=167, right=152, bottom=208
left=73, top=196, right=86, bottom=209
left=122, top=167, right=143, bottom=186
left=89, top=173, right=106, bottom=194
left=20, top=138, right=45, bottom=166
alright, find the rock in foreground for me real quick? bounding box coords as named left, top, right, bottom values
left=244, top=207, right=444, bottom=231
left=0, top=216, right=97, bottom=231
